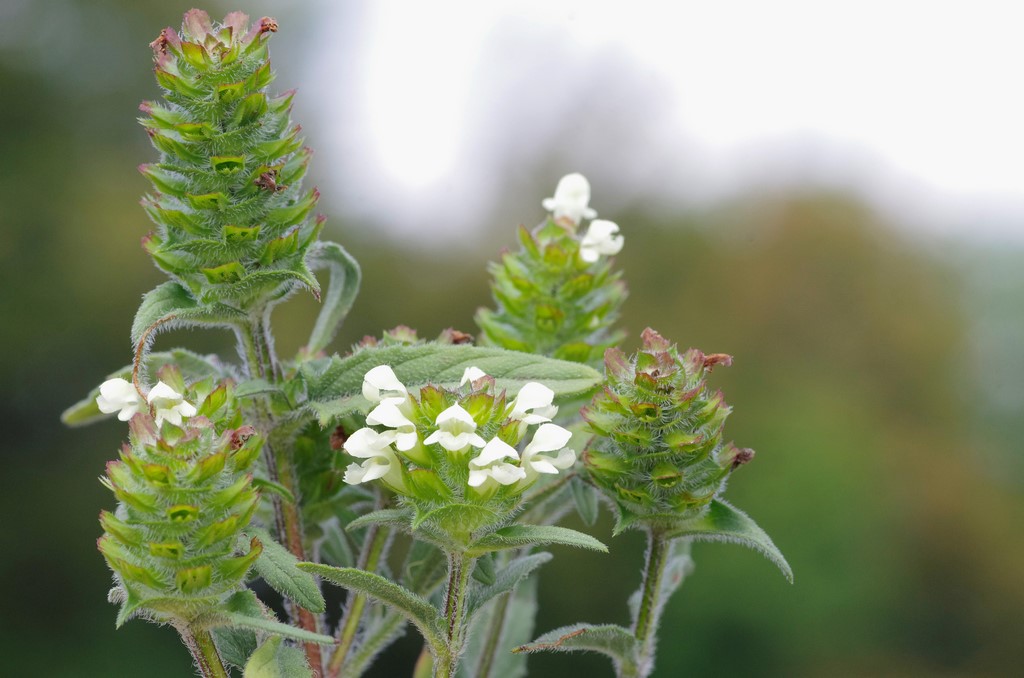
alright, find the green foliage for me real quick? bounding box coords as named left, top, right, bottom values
left=305, top=240, right=362, bottom=355
left=476, top=221, right=626, bottom=364
left=246, top=528, right=326, bottom=613
left=243, top=637, right=312, bottom=678
left=467, top=525, right=607, bottom=556
left=515, top=623, right=639, bottom=667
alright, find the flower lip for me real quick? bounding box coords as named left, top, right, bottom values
left=542, top=172, right=598, bottom=225
left=342, top=427, right=402, bottom=486
left=522, top=423, right=576, bottom=476
left=365, top=401, right=418, bottom=451
left=423, top=403, right=486, bottom=452
left=96, top=378, right=142, bottom=421
left=509, top=382, right=557, bottom=425
left=460, top=366, right=488, bottom=386
left=468, top=438, right=527, bottom=487
left=579, top=219, right=624, bottom=263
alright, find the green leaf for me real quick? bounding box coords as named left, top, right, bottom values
left=345, top=507, right=414, bottom=532
left=214, top=590, right=334, bottom=645
left=243, top=636, right=312, bottom=678
left=458, top=574, right=539, bottom=678
left=251, top=478, right=297, bottom=504
left=248, top=529, right=326, bottom=613
left=515, top=624, right=637, bottom=668
left=298, top=563, right=446, bottom=653
left=131, top=281, right=247, bottom=347
left=234, top=378, right=283, bottom=399
left=401, top=539, right=447, bottom=596
left=62, top=350, right=227, bottom=427
left=306, top=240, right=361, bottom=355
left=570, top=477, right=600, bottom=527
left=468, top=525, right=607, bottom=557
left=467, top=552, right=552, bottom=615
left=213, top=625, right=258, bottom=671
left=663, top=499, right=793, bottom=583
left=302, top=344, right=603, bottom=424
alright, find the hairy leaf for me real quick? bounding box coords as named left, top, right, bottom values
left=243, top=636, right=312, bottom=678
left=213, top=591, right=334, bottom=644
left=515, top=623, right=637, bottom=669
left=298, top=563, right=445, bottom=652
left=248, top=529, right=326, bottom=613
left=570, top=476, right=600, bottom=527
left=131, top=281, right=246, bottom=348
left=663, top=499, right=793, bottom=583
left=468, top=525, right=607, bottom=556
left=345, top=507, right=414, bottom=532
left=306, top=240, right=362, bottom=355
left=302, top=344, right=603, bottom=423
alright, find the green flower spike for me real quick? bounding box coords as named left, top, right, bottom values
left=139, top=10, right=323, bottom=308
left=476, top=173, right=627, bottom=364
left=582, top=327, right=752, bottom=533
left=97, top=370, right=264, bottom=628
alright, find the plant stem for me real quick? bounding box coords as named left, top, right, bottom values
left=181, top=627, right=230, bottom=678
left=473, top=590, right=511, bottom=678
left=327, top=520, right=391, bottom=677
left=235, top=318, right=325, bottom=676
left=435, top=551, right=473, bottom=678
left=627, top=530, right=671, bottom=678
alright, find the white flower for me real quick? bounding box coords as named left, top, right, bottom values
left=342, top=427, right=402, bottom=486
left=468, top=438, right=527, bottom=488
left=509, top=382, right=558, bottom=425
left=96, top=378, right=142, bottom=421
left=147, top=381, right=197, bottom=428
left=542, top=173, right=597, bottom=224
left=365, top=401, right=418, bottom=451
left=460, top=366, right=487, bottom=386
left=521, top=423, right=576, bottom=476
left=423, top=404, right=486, bottom=452
left=362, top=365, right=408, bottom=404
left=579, top=219, right=624, bottom=263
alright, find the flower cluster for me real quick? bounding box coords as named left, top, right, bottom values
left=341, top=365, right=575, bottom=524
left=583, top=328, right=754, bottom=531
left=476, top=173, right=628, bottom=364
left=95, top=369, right=265, bottom=625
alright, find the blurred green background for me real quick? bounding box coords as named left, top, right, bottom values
left=2, top=1, right=1022, bottom=676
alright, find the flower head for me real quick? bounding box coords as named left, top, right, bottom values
left=362, top=365, right=408, bottom=404
left=509, top=382, right=558, bottom=425
left=468, top=438, right=527, bottom=488
left=147, top=381, right=197, bottom=428
left=521, top=423, right=575, bottom=477
left=579, top=219, right=624, bottom=263
left=342, top=428, right=403, bottom=488
left=96, top=378, right=142, bottom=421
left=423, top=404, right=486, bottom=452
left=542, top=173, right=598, bottom=224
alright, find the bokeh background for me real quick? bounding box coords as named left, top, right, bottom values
left=2, top=1, right=1022, bottom=676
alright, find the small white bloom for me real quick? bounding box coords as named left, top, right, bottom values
left=509, top=382, right=558, bottom=425
left=342, top=427, right=401, bottom=485
left=362, top=365, right=408, bottom=404
left=96, top=378, right=142, bottom=421
left=147, top=381, right=197, bottom=428
left=521, top=423, right=575, bottom=476
left=423, top=404, right=486, bottom=452
left=579, top=219, right=624, bottom=263
left=468, top=438, right=527, bottom=488
left=366, top=401, right=418, bottom=451
left=542, top=173, right=598, bottom=224
left=460, top=366, right=487, bottom=386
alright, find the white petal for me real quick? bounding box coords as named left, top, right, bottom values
left=96, top=378, right=141, bottom=418
left=471, top=438, right=519, bottom=467
left=580, top=220, right=623, bottom=260
left=176, top=401, right=197, bottom=418
left=146, top=380, right=181, bottom=404
left=343, top=462, right=368, bottom=484
left=366, top=402, right=414, bottom=429
left=488, top=463, right=527, bottom=485
left=524, top=423, right=573, bottom=455
left=395, top=430, right=419, bottom=452
left=460, top=366, right=488, bottom=386
left=467, top=469, right=489, bottom=487
left=344, top=427, right=395, bottom=458
left=542, top=173, right=597, bottom=224
left=579, top=244, right=601, bottom=263
left=357, top=458, right=390, bottom=483
left=512, top=382, right=554, bottom=414
left=528, top=459, right=560, bottom=475
left=435, top=404, right=476, bottom=428
left=549, top=447, right=577, bottom=469
left=362, top=365, right=407, bottom=403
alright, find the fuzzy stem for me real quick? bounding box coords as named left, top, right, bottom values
left=327, top=521, right=391, bottom=678
left=182, top=627, right=230, bottom=678
left=627, top=530, right=671, bottom=678
left=236, top=319, right=325, bottom=676
left=434, top=551, right=473, bottom=678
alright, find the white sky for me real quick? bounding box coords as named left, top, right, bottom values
left=303, top=0, right=1024, bottom=241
